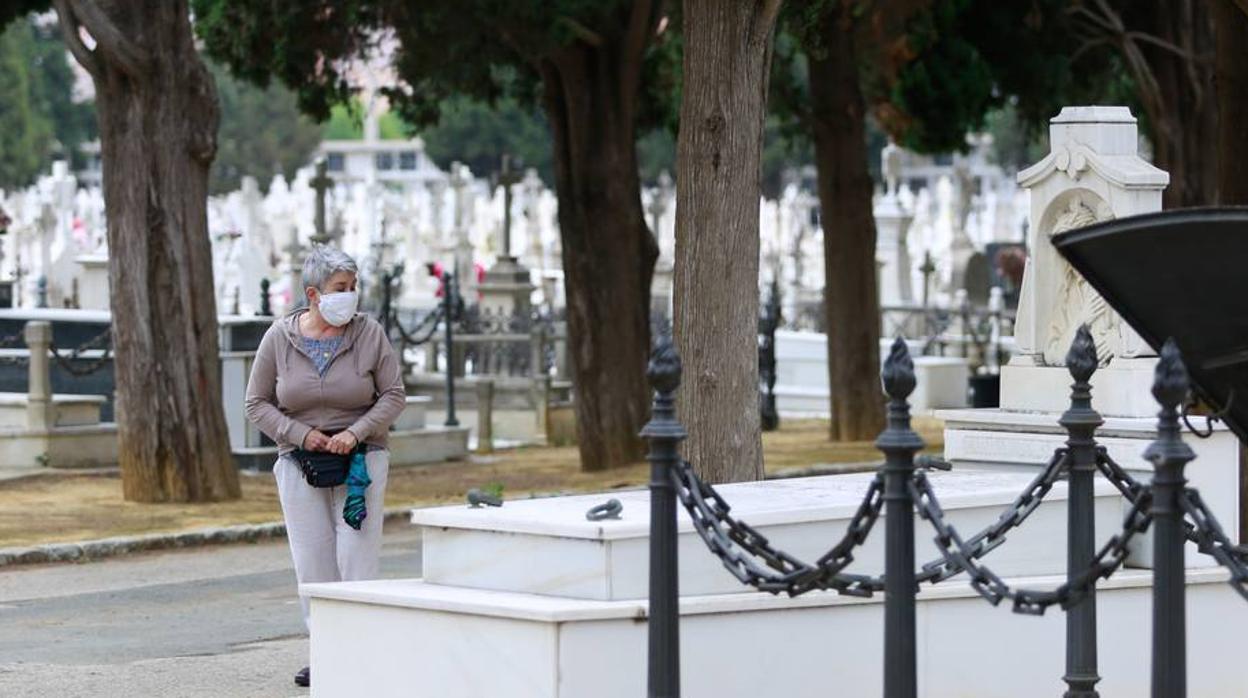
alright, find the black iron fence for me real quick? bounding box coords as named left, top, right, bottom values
left=644, top=324, right=1248, bottom=698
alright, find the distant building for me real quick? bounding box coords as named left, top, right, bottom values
left=316, top=109, right=444, bottom=190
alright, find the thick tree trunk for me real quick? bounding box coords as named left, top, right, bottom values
left=539, top=2, right=659, bottom=471
left=1215, top=0, right=1248, bottom=204
left=808, top=21, right=886, bottom=442
left=55, top=0, right=239, bottom=502
left=1133, top=0, right=1217, bottom=208
left=674, top=0, right=782, bottom=483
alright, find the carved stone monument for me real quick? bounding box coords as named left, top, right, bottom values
left=939, top=106, right=1239, bottom=566
left=477, top=155, right=534, bottom=317
left=1003, top=106, right=1167, bottom=417
left=875, top=140, right=915, bottom=307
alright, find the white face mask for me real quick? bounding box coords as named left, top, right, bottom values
left=317, top=291, right=358, bottom=327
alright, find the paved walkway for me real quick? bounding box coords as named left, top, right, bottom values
left=0, top=522, right=422, bottom=697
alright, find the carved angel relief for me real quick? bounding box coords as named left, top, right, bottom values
left=1043, top=197, right=1116, bottom=366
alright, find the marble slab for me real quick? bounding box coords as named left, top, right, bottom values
left=306, top=568, right=1246, bottom=698
left=414, top=471, right=1121, bottom=600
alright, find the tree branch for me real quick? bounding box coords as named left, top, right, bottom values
left=558, top=16, right=605, bottom=47
left=63, top=0, right=148, bottom=77
left=52, top=0, right=101, bottom=78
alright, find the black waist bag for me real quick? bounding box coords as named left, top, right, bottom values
left=291, top=449, right=352, bottom=488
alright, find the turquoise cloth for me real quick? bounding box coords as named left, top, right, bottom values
left=300, top=335, right=345, bottom=376
left=342, top=451, right=371, bottom=530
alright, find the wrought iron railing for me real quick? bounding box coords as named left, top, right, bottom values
left=644, top=323, right=1248, bottom=698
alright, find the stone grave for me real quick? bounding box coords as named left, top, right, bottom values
left=774, top=331, right=968, bottom=415
left=0, top=321, right=117, bottom=469
left=304, top=443, right=1243, bottom=697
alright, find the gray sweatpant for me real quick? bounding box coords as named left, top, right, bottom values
left=274, top=448, right=390, bottom=629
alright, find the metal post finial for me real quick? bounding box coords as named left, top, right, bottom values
left=881, top=337, right=916, bottom=401
left=648, top=329, right=682, bottom=396
left=1151, top=338, right=1189, bottom=410
left=1066, top=324, right=1098, bottom=384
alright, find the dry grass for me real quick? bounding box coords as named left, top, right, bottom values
left=0, top=417, right=943, bottom=548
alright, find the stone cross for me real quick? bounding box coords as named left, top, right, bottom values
left=522, top=168, right=544, bottom=266
left=426, top=177, right=447, bottom=247
left=283, top=225, right=304, bottom=301
left=448, top=163, right=475, bottom=295
left=882, top=139, right=902, bottom=197
left=647, top=183, right=667, bottom=234
left=918, top=250, right=937, bottom=310
left=310, top=158, right=334, bottom=245
left=495, top=154, right=523, bottom=261
left=449, top=162, right=470, bottom=234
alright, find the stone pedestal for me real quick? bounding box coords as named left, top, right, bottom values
left=651, top=261, right=674, bottom=316
left=478, top=256, right=534, bottom=316
left=874, top=194, right=914, bottom=306
left=74, top=255, right=109, bottom=312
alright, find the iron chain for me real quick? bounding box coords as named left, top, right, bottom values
left=48, top=328, right=113, bottom=377
left=1180, top=489, right=1248, bottom=602
left=911, top=469, right=1153, bottom=615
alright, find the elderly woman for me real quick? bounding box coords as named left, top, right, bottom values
left=245, top=246, right=406, bottom=689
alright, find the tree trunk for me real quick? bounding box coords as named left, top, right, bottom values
left=55, top=0, right=239, bottom=502
left=1132, top=0, right=1217, bottom=208
left=1215, top=0, right=1248, bottom=204
left=539, top=1, right=659, bottom=471
left=808, top=19, right=886, bottom=442
left=674, top=0, right=783, bottom=483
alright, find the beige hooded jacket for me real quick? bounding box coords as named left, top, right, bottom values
left=244, top=310, right=407, bottom=454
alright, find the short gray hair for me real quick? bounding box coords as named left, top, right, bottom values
left=302, top=245, right=358, bottom=291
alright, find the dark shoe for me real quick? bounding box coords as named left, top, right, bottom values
left=294, top=666, right=310, bottom=688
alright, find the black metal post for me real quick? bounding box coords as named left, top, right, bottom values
left=258, top=278, right=272, bottom=316
left=759, top=278, right=781, bottom=432
left=1145, top=339, right=1195, bottom=698
left=443, top=270, right=459, bottom=427
left=1059, top=324, right=1103, bottom=698
left=877, top=338, right=924, bottom=698
left=642, top=330, right=686, bottom=698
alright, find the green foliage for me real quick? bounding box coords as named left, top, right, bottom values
left=887, top=0, right=995, bottom=153
left=323, top=102, right=365, bottom=140
left=192, top=0, right=386, bottom=121
left=421, top=96, right=554, bottom=182
left=983, top=103, right=1048, bottom=172
left=636, top=128, right=674, bottom=185
left=0, top=17, right=54, bottom=189
left=209, top=60, right=323, bottom=195
left=0, top=1, right=47, bottom=31
left=26, top=16, right=95, bottom=169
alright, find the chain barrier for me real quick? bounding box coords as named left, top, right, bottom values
left=672, top=448, right=1076, bottom=598
left=671, top=458, right=885, bottom=597
left=915, top=448, right=1070, bottom=585
left=1180, top=489, right=1248, bottom=601
left=391, top=306, right=444, bottom=349
left=911, top=469, right=1153, bottom=615
left=48, top=328, right=113, bottom=377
